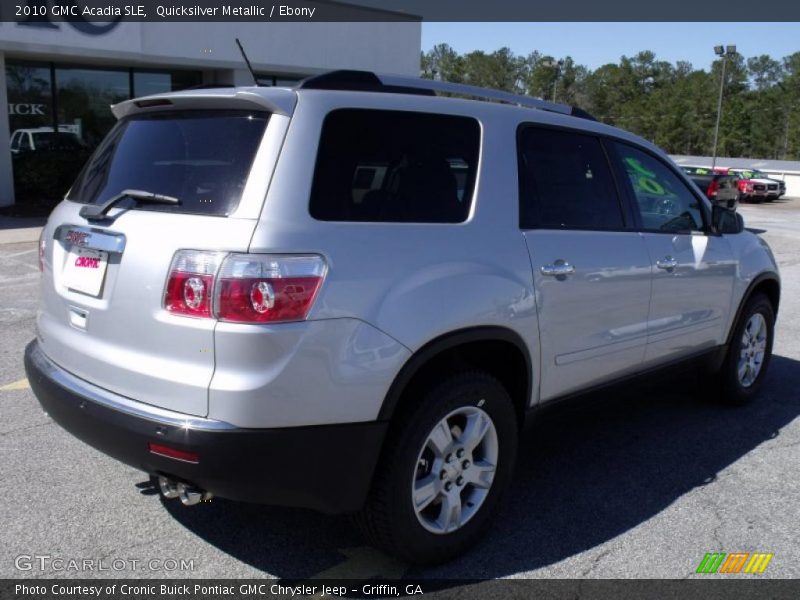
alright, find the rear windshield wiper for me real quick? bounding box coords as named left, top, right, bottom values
left=79, top=189, right=180, bottom=221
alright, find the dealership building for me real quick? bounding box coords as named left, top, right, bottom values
left=0, top=17, right=421, bottom=207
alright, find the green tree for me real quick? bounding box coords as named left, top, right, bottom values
left=420, top=44, right=800, bottom=160
left=461, top=47, right=526, bottom=92
left=747, top=55, right=783, bottom=91
left=420, top=43, right=464, bottom=82
left=781, top=52, right=800, bottom=159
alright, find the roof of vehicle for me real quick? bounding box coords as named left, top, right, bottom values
left=13, top=127, right=79, bottom=134
left=110, top=70, right=666, bottom=161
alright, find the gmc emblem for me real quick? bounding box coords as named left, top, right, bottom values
left=65, top=230, right=90, bottom=246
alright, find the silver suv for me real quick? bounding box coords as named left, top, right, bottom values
left=25, top=71, right=780, bottom=564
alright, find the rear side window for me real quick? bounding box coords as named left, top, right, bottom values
left=518, top=127, right=623, bottom=230
left=309, top=109, right=480, bottom=223
left=67, top=110, right=269, bottom=216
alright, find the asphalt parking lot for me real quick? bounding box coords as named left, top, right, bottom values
left=1, top=199, right=799, bottom=581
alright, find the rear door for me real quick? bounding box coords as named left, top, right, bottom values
left=610, top=142, right=736, bottom=364
left=518, top=126, right=652, bottom=400
left=38, top=108, right=274, bottom=417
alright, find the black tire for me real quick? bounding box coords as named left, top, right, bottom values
left=355, top=371, right=518, bottom=564
left=712, top=293, right=775, bottom=406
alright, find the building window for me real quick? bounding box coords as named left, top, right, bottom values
left=133, top=70, right=203, bottom=97
left=7, top=61, right=52, bottom=134
left=55, top=66, right=129, bottom=149
left=255, top=73, right=302, bottom=87
left=4, top=60, right=202, bottom=212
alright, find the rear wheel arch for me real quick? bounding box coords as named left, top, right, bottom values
left=377, top=326, right=533, bottom=426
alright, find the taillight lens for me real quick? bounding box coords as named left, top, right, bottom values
left=38, top=229, right=46, bottom=272
left=215, top=254, right=327, bottom=323
left=706, top=180, right=719, bottom=197
left=164, top=251, right=224, bottom=318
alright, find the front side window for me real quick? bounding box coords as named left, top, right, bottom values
left=518, top=127, right=623, bottom=230
left=309, top=109, right=480, bottom=223
left=614, top=143, right=705, bottom=233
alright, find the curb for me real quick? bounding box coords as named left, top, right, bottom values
left=0, top=226, right=43, bottom=245
left=0, top=216, right=46, bottom=245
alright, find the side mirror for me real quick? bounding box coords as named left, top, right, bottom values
left=712, top=204, right=744, bottom=234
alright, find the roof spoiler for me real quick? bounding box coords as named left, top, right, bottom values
left=111, top=88, right=297, bottom=120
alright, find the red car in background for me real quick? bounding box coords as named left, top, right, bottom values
left=728, top=168, right=784, bottom=202
left=714, top=167, right=774, bottom=203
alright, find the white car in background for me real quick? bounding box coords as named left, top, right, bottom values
left=9, top=126, right=83, bottom=155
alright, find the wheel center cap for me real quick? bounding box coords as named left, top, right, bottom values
left=444, top=462, right=460, bottom=480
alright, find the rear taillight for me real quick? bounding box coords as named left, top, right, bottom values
left=706, top=179, right=719, bottom=198
left=164, top=251, right=225, bottom=318
left=215, top=254, right=327, bottom=323
left=164, top=251, right=327, bottom=324
left=38, top=229, right=46, bottom=272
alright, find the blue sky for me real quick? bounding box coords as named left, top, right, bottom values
left=421, top=23, right=800, bottom=70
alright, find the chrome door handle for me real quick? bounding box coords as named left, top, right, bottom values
left=656, top=257, right=678, bottom=271
left=541, top=262, right=575, bottom=277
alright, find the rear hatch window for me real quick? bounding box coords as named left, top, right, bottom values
left=67, top=110, right=269, bottom=216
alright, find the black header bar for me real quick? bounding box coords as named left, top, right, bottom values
left=2, top=0, right=800, bottom=22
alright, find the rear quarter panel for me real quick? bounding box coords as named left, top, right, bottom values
left=247, top=92, right=543, bottom=408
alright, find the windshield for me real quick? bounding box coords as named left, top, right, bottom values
left=738, top=170, right=768, bottom=179
left=683, top=166, right=711, bottom=175
left=67, top=110, right=270, bottom=216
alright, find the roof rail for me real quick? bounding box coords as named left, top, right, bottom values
left=296, top=70, right=595, bottom=120
left=297, top=70, right=435, bottom=97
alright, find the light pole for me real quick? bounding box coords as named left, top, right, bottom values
left=711, top=44, right=736, bottom=169
left=542, top=59, right=564, bottom=102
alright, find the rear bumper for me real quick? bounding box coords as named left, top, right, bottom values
left=24, top=340, right=387, bottom=514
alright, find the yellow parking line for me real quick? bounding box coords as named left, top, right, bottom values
left=0, top=378, right=30, bottom=391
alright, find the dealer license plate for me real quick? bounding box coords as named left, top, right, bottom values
left=63, top=247, right=109, bottom=297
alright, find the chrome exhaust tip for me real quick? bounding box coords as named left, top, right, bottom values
left=158, top=476, right=180, bottom=499
left=177, top=482, right=213, bottom=506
